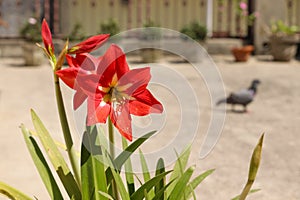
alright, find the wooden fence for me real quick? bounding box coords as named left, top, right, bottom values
left=59, top=0, right=208, bottom=36
left=1, top=0, right=300, bottom=39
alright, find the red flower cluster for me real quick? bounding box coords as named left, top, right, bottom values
left=42, top=20, right=163, bottom=141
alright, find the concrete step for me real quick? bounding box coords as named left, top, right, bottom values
left=0, top=37, right=244, bottom=58
left=0, top=38, right=24, bottom=57
left=206, top=38, right=243, bottom=55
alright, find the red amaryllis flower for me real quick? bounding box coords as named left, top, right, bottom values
left=41, top=19, right=55, bottom=59
left=57, top=44, right=163, bottom=141
left=68, top=34, right=110, bottom=54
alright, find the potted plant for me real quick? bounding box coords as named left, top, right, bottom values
left=20, top=17, right=45, bottom=66
left=231, top=1, right=258, bottom=62
left=180, top=21, right=207, bottom=62
left=99, top=18, right=120, bottom=36
left=269, top=20, right=299, bottom=61
left=139, top=20, right=162, bottom=63
left=65, top=23, right=85, bottom=42
left=180, top=21, right=207, bottom=45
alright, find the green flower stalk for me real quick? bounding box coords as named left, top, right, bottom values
left=40, top=19, right=80, bottom=185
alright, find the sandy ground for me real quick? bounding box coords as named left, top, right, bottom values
left=0, top=54, right=299, bottom=200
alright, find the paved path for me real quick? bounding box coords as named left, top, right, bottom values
left=0, top=55, right=299, bottom=199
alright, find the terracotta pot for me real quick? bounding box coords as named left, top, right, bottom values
left=231, top=45, right=254, bottom=62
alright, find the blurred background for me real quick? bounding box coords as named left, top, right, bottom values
left=0, top=0, right=300, bottom=56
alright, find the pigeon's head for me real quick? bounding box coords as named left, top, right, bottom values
left=251, top=79, right=261, bottom=87
left=249, top=79, right=261, bottom=92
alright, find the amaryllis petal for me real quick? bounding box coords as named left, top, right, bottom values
left=76, top=73, right=103, bottom=97
left=67, top=53, right=99, bottom=71
left=97, top=44, right=129, bottom=83
left=68, top=34, right=109, bottom=54
left=110, top=102, right=132, bottom=141
left=66, top=54, right=83, bottom=68
left=130, top=89, right=163, bottom=116
left=87, top=99, right=110, bottom=125
left=118, top=67, right=151, bottom=95
left=56, top=67, right=79, bottom=88
left=41, top=19, right=54, bottom=57
left=73, top=90, right=87, bottom=110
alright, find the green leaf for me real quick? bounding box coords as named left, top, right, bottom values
left=139, top=150, right=151, bottom=182
left=138, top=149, right=155, bottom=199
left=105, top=131, right=156, bottom=184
left=122, top=137, right=135, bottom=196
left=105, top=152, right=131, bottom=200
left=167, top=145, right=192, bottom=196
left=231, top=189, right=261, bottom=200
left=183, top=169, right=215, bottom=200
left=168, top=166, right=195, bottom=200
left=0, top=181, right=33, bottom=200
left=21, top=124, right=63, bottom=200
left=152, top=180, right=175, bottom=200
left=238, top=134, right=264, bottom=200
left=81, top=126, right=108, bottom=200
left=130, top=171, right=171, bottom=200
left=155, top=158, right=166, bottom=199
left=98, top=191, right=114, bottom=200
left=144, top=189, right=151, bottom=200
left=30, top=109, right=81, bottom=200
left=115, top=131, right=156, bottom=170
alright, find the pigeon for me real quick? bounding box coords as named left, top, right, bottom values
left=216, top=79, right=261, bottom=112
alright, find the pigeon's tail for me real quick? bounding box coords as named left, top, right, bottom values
left=216, top=98, right=227, bottom=106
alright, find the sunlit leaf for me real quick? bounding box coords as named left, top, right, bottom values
left=167, top=144, right=192, bottom=196
left=31, top=109, right=81, bottom=199
left=155, top=158, right=165, bottom=199
left=81, top=126, right=107, bottom=200
left=0, top=181, right=33, bottom=200
left=105, top=131, right=156, bottom=184
left=130, top=171, right=171, bottom=200
left=183, top=169, right=215, bottom=200
left=122, top=137, right=135, bottom=196
left=168, top=166, right=195, bottom=200
left=21, top=124, right=63, bottom=199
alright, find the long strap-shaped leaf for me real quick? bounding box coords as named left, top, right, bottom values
left=0, top=181, right=33, bottom=200
left=31, top=109, right=81, bottom=199
left=105, top=131, right=156, bottom=183
left=130, top=171, right=172, bottom=200
left=167, top=144, right=191, bottom=196
left=139, top=150, right=151, bottom=182
left=105, top=150, right=131, bottom=200
left=122, top=137, right=135, bottom=196
left=167, top=166, right=195, bottom=200
left=155, top=158, right=166, bottom=199
left=152, top=180, right=175, bottom=200
left=183, top=169, right=215, bottom=200
left=139, top=150, right=155, bottom=198
left=21, top=124, right=63, bottom=200
left=114, top=131, right=156, bottom=170
left=81, top=126, right=108, bottom=200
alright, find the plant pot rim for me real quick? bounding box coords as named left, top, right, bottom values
left=231, top=45, right=254, bottom=53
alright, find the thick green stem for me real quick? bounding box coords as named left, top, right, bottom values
left=108, top=117, right=115, bottom=159
left=54, top=73, right=80, bottom=186
left=108, top=117, right=119, bottom=200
